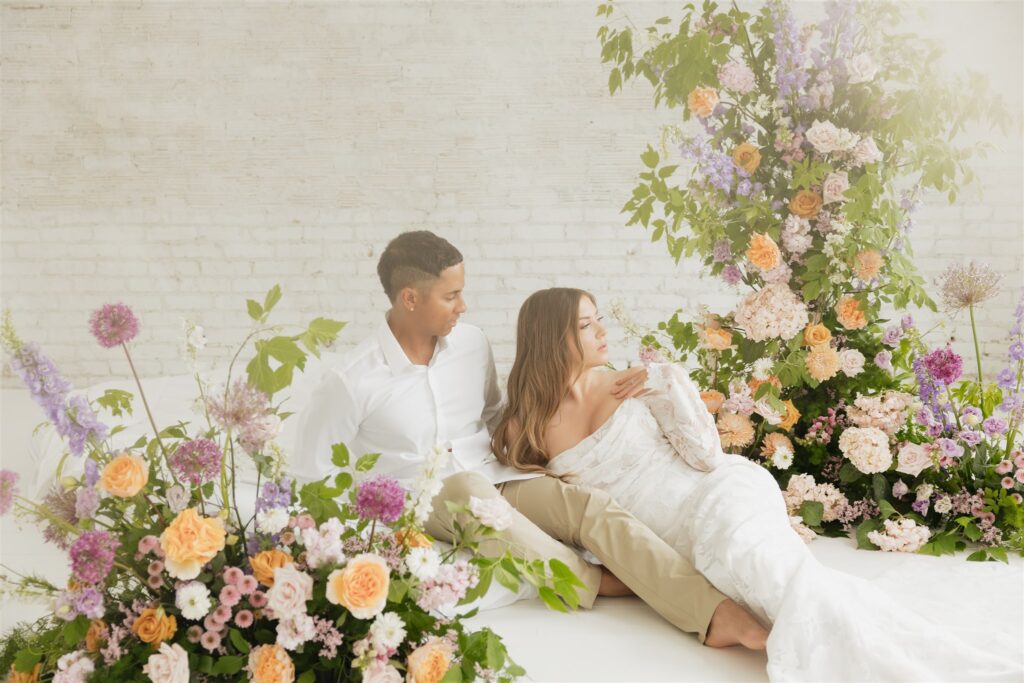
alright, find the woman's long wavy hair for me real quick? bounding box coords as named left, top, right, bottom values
left=491, top=288, right=594, bottom=474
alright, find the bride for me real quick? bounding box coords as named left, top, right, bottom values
left=491, top=287, right=1023, bottom=682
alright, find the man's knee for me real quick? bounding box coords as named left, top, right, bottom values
left=436, top=471, right=496, bottom=506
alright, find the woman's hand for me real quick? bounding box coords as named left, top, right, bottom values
left=612, top=366, right=648, bottom=400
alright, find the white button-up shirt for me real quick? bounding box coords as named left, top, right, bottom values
left=291, top=317, right=537, bottom=489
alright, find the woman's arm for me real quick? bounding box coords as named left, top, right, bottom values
left=640, top=363, right=724, bottom=471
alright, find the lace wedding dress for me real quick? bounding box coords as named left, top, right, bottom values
left=547, top=364, right=1023, bottom=682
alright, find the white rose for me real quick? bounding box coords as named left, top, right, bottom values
left=266, top=564, right=313, bottom=619
left=896, top=443, right=933, bottom=477
left=143, top=643, right=190, bottom=683
left=852, top=136, right=883, bottom=165
left=806, top=120, right=843, bottom=154
left=838, top=348, right=865, bottom=377
left=175, top=581, right=212, bottom=621
left=468, top=495, right=513, bottom=531
left=822, top=171, right=850, bottom=205
left=846, top=53, right=878, bottom=84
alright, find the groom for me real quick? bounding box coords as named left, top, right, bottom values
left=293, top=230, right=766, bottom=649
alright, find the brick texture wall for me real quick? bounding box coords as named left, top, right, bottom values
left=2, top=1, right=1021, bottom=387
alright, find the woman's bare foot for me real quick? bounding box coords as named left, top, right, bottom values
left=704, top=599, right=769, bottom=650
left=597, top=567, right=634, bottom=597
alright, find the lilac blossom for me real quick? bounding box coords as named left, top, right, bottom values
left=721, top=264, right=743, bottom=285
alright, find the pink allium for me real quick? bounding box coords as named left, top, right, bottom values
left=223, top=566, right=244, bottom=585
left=168, top=438, right=223, bottom=486
left=238, top=574, right=258, bottom=595
left=234, top=609, right=254, bottom=628
left=219, top=585, right=241, bottom=607
left=355, top=476, right=406, bottom=524
left=89, top=303, right=139, bottom=348
left=922, top=346, right=963, bottom=386
left=206, top=380, right=270, bottom=433
left=0, top=469, right=19, bottom=515
left=69, top=530, right=120, bottom=585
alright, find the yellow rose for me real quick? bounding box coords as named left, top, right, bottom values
left=835, top=296, right=867, bottom=330
left=779, top=400, right=801, bottom=432
left=732, top=143, right=762, bottom=174
left=744, top=232, right=781, bottom=271
left=853, top=249, right=883, bottom=281
left=99, top=452, right=149, bottom=498
left=788, top=190, right=822, bottom=219
left=247, top=644, right=295, bottom=683
left=805, top=344, right=841, bottom=382
left=700, top=390, right=725, bottom=415
left=8, top=663, right=42, bottom=683
left=325, top=553, right=390, bottom=619
left=250, top=549, right=293, bottom=587
left=132, top=607, right=177, bottom=647
left=803, top=323, right=832, bottom=347
left=407, top=638, right=454, bottom=683
left=687, top=86, right=719, bottom=118
left=395, top=529, right=433, bottom=549
left=160, top=508, right=226, bottom=580
left=701, top=326, right=734, bottom=352
left=85, top=619, right=107, bottom=653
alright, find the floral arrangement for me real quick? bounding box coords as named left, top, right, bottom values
left=598, top=0, right=1021, bottom=558
left=0, top=288, right=583, bottom=682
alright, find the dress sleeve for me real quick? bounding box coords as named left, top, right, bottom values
left=639, top=363, right=724, bottom=472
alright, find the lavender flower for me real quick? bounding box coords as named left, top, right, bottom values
left=70, top=530, right=120, bottom=585
left=89, top=303, right=140, bottom=348
left=168, top=438, right=223, bottom=486
left=921, top=346, right=963, bottom=386
left=355, top=476, right=405, bottom=524
left=0, top=470, right=17, bottom=515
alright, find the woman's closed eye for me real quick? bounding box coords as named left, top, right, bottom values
left=581, top=315, right=604, bottom=330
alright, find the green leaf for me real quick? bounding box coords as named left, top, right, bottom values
left=211, top=655, right=245, bottom=675
left=263, top=284, right=282, bottom=315
left=246, top=299, right=263, bottom=320
left=798, top=500, right=824, bottom=527
left=331, top=443, right=350, bottom=468
left=229, top=628, right=251, bottom=654
left=608, top=66, right=622, bottom=95
left=537, top=586, right=568, bottom=613
left=962, top=521, right=982, bottom=542
left=63, top=615, right=90, bottom=647
left=856, top=518, right=882, bottom=550
left=878, top=499, right=898, bottom=519
left=486, top=633, right=506, bottom=671
left=96, top=388, right=134, bottom=417
left=440, top=665, right=464, bottom=683
left=966, top=550, right=988, bottom=562
left=839, top=462, right=863, bottom=483
left=299, top=317, right=346, bottom=357
left=355, top=452, right=381, bottom=473
left=264, top=336, right=305, bottom=367
left=297, top=672, right=317, bottom=683
left=549, top=558, right=588, bottom=588
left=641, top=145, right=659, bottom=169
left=334, top=471, right=353, bottom=493
left=871, top=473, right=888, bottom=503
left=13, top=649, right=42, bottom=673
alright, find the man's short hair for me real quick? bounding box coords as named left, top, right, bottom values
left=376, top=231, right=464, bottom=301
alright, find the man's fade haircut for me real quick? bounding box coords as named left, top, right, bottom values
left=376, top=231, right=463, bottom=302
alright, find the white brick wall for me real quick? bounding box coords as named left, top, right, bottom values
left=1, top=1, right=1021, bottom=388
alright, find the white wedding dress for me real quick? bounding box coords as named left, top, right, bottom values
left=547, top=364, right=1023, bottom=682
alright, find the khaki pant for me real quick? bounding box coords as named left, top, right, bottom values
left=425, top=471, right=726, bottom=642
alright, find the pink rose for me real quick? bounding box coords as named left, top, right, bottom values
left=265, top=564, right=313, bottom=619
left=143, top=642, right=190, bottom=683
left=468, top=496, right=513, bottom=531
left=364, top=659, right=403, bottom=683
left=895, top=443, right=932, bottom=477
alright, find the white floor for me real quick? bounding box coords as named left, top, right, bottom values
left=2, top=384, right=1023, bottom=682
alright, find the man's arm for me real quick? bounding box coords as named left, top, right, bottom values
left=291, top=369, right=362, bottom=483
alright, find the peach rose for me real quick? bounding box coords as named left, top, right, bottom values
left=732, top=143, right=762, bottom=174
left=803, top=323, right=832, bottom=347
left=160, top=508, right=226, bottom=580
left=835, top=296, right=867, bottom=330
left=8, top=663, right=41, bottom=683
left=700, top=390, right=726, bottom=414
left=394, top=529, right=432, bottom=549
left=325, top=553, right=389, bottom=619
left=788, top=190, right=822, bottom=219
left=247, top=644, right=295, bottom=683
left=701, top=326, right=734, bottom=352
left=687, top=86, right=719, bottom=118
left=806, top=344, right=841, bottom=382
left=853, top=249, right=883, bottom=281
left=85, top=619, right=107, bottom=653
left=779, top=400, right=801, bottom=432
left=745, top=232, right=781, bottom=271
left=132, top=606, right=177, bottom=647
left=100, top=452, right=149, bottom=498
left=250, top=549, right=293, bottom=588
left=407, top=638, right=454, bottom=683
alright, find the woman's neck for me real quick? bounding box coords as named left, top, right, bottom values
left=566, top=367, right=599, bottom=403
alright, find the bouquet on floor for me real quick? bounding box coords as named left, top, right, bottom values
left=597, top=0, right=1021, bottom=557
left=0, top=288, right=583, bottom=682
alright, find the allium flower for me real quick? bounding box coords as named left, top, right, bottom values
left=355, top=476, right=406, bottom=524
left=838, top=426, right=892, bottom=474
left=206, top=380, right=270, bottom=433
left=936, top=261, right=1002, bottom=312
left=168, top=438, right=223, bottom=486
left=89, top=303, right=140, bottom=348
left=716, top=412, right=755, bottom=449
left=0, top=469, right=17, bottom=515
left=70, top=530, right=120, bottom=585
left=922, top=346, right=963, bottom=386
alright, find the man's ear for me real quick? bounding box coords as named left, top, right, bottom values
left=398, top=287, right=419, bottom=312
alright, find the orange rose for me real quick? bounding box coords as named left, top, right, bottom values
left=250, top=549, right=293, bottom=587
left=805, top=344, right=841, bottom=382
left=132, top=607, right=177, bottom=646
left=407, top=638, right=454, bottom=683
left=247, top=644, right=295, bottom=683
left=8, top=663, right=41, bottom=683
left=803, top=323, right=832, bottom=347
left=85, top=619, right=107, bottom=653
left=788, top=190, right=822, bottom=219
left=700, top=390, right=725, bottom=414
left=745, top=232, right=781, bottom=271
left=853, top=249, right=883, bottom=281
left=325, top=553, right=389, bottom=619
left=732, top=143, right=762, bottom=174
left=160, top=508, right=226, bottom=580
left=701, top=326, right=734, bottom=352
left=395, top=529, right=433, bottom=549
left=835, top=296, right=867, bottom=330
left=99, top=452, right=149, bottom=497
left=687, top=86, right=719, bottom=118
left=779, top=400, right=801, bottom=432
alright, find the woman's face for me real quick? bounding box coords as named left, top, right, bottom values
left=575, top=296, right=608, bottom=368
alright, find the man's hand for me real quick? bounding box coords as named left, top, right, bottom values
left=612, top=366, right=648, bottom=400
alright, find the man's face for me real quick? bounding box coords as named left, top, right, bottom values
left=415, top=262, right=467, bottom=336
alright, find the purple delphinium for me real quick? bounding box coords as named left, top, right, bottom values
left=982, top=417, right=1008, bottom=436
left=769, top=2, right=810, bottom=104
left=0, top=470, right=17, bottom=516
left=89, top=303, right=140, bottom=348
left=355, top=476, right=406, bottom=524
left=1009, top=341, right=1024, bottom=362
left=922, top=346, right=963, bottom=386
left=911, top=499, right=930, bottom=515
left=913, top=357, right=954, bottom=431
left=84, top=459, right=100, bottom=487
left=254, top=478, right=292, bottom=515
left=70, top=530, right=120, bottom=585
left=65, top=394, right=109, bottom=458
left=168, top=438, right=223, bottom=486
left=680, top=138, right=745, bottom=195
left=997, top=368, right=1016, bottom=390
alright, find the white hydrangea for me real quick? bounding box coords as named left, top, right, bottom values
left=782, top=215, right=813, bottom=258
left=175, top=581, right=212, bottom=620
left=806, top=119, right=859, bottom=154
left=733, top=284, right=809, bottom=342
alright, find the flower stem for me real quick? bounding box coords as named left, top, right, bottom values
left=969, top=304, right=984, bottom=386
left=121, top=344, right=168, bottom=460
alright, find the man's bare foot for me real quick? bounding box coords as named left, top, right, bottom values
left=704, top=599, right=768, bottom=650
left=597, top=567, right=633, bottom=597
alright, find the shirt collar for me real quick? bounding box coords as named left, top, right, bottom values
left=377, top=314, right=452, bottom=372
